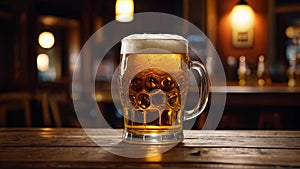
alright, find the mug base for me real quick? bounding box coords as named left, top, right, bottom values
left=122, top=130, right=184, bottom=144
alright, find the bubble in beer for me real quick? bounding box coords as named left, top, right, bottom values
left=161, top=76, right=175, bottom=92
left=145, top=76, right=160, bottom=91
left=167, top=92, right=179, bottom=108
left=130, top=77, right=144, bottom=92
left=137, top=93, right=150, bottom=109
left=129, top=94, right=137, bottom=107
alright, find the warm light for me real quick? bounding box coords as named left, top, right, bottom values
left=115, top=0, right=134, bottom=22
left=230, top=0, right=255, bottom=48
left=38, top=31, right=55, bottom=48
left=37, top=53, right=49, bottom=71
left=231, top=4, right=254, bottom=31
left=286, top=26, right=300, bottom=39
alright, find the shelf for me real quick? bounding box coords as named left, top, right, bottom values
left=212, top=85, right=300, bottom=94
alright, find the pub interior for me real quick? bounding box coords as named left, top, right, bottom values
left=0, top=0, right=300, bottom=130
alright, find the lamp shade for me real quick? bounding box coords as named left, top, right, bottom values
left=230, top=0, right=255, bottom=48
left=230, top=1, right=254, bottom=31
left=115, top=0, right=134, bottom=22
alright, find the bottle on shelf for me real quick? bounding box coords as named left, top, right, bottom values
left=256, top=55, right=266, bottom=86
left=237, top=56, right=247, bottom=86
left=287, top=56, right=296, bottom=87
left=287, top=35, right=300, bottom=87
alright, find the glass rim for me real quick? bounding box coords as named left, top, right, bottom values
left=121, top=33, right=188, bottom=42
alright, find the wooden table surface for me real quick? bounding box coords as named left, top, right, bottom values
left=0, top=128, right=299, bottom=169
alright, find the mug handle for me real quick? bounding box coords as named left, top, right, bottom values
left=184, top=60, right=210, bottom=121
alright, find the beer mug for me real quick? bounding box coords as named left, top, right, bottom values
left=119, top=34, right=209, bottom=144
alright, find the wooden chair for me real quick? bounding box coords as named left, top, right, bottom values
left=0, top=91, right=51, bottom=127
left=46, top=92, right=70, bottom=127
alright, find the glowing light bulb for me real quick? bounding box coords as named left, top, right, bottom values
left=37, top=53, right=49, bottom=71
left=38, top=31, right=55, bottom=49
left=230, top=1, right=255, bottom=48
left=231, top=4, right=254, bottom=31
left=115, top=0, right=134, bottom=22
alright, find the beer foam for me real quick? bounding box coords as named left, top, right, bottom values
left=121, top=34, right=188, bottom=54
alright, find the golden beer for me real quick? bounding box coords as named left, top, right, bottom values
left=121, top=53, right=189, bottom=135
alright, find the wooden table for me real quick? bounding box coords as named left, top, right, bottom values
left=0, top=128, right=299, bottom=168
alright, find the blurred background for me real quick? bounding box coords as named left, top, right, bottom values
left=0, top=0, right=299, bottom=129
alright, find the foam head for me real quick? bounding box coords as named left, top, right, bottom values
left=121, top=34, right=188, bottom=54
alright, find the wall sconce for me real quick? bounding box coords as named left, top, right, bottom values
left=230, top=0, right=255, bottom=48
left=37, top=53, right=50, bottom=71
left=38, top=31, right=55, bottom=49
left=115, top=0, right=134, bottom=22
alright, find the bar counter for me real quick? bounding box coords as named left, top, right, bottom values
left=0, top=128, right=299, bottom=168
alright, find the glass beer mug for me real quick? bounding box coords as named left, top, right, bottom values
left=119, top=34, right=209, bottom=144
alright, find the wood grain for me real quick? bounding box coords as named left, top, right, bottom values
left=0, top=128, right=299, bottom=169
